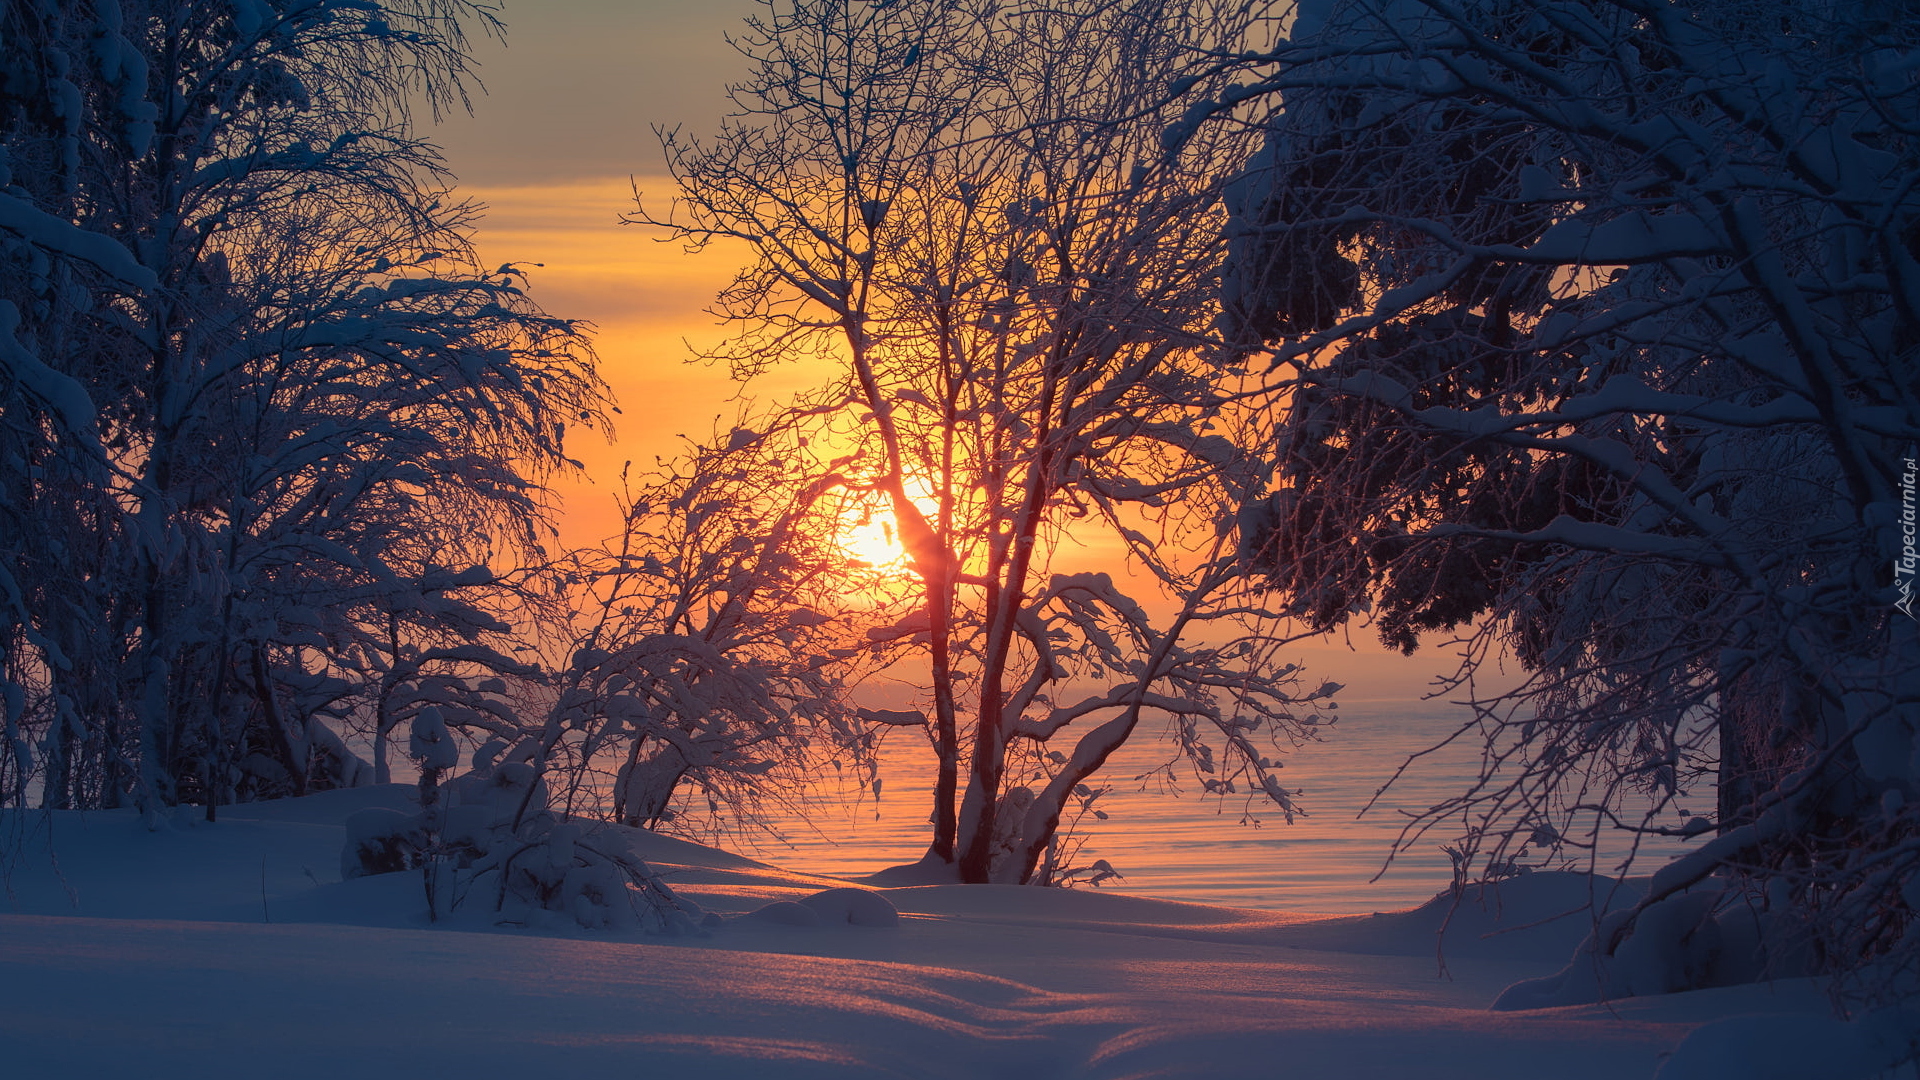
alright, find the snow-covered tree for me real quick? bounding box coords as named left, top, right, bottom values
left=0, top=1, right=606, bottom=813
left=638, top=0, right=1329, bottom=885
left=524, top=426, right=898, bottom=840
left=1, top=0, right=153, bottom=808
left=1218, top=0, right=1920, bottom=1002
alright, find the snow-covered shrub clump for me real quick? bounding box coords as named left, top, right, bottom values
left=342, top=808, right=425, bottom=880
left=340, top=756, right=708, bottom=934
left=1494, top=888, right=1814, bottom=1009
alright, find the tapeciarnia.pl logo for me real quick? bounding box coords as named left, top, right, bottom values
left=1898, top=452, right=1917, bottom=620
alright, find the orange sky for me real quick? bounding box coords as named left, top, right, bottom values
left=451, top=177, right=756, bottom=548
left=421, top=2, right=764, bottom=549
left=425, top=1, right=1495, bottom=706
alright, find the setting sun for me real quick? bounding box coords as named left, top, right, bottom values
left=838, top=511, right=909, bottom=570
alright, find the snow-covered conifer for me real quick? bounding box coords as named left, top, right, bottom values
left=1220, top=0, right=1920, bottom=1004
left=1, top=1, right=607, bottom=815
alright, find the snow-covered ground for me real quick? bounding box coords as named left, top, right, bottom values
left=0, top=788, right=1860, bottom=1079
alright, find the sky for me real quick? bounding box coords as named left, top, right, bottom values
left=425, top=0, right=1474, bottom=701
left=425, top=0, right=766, bottom=550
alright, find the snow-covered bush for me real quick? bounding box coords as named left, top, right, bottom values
left=341, top=754, right=709, bottom=933
left=1493, top=888, right=1815, bottom=1009
left=525, top=436, right=890, bottom=842
left=342, top=808, right=426, bottom=880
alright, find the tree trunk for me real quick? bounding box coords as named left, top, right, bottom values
left=926, top=580, right=958, bottom=863
left=251, top=645, right=307, bottom=798
left=1011, top=712, right=1140, bottom=885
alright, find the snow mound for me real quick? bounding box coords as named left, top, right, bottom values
left=860, top=851, right=961, bottom=886
left=874, top=882, right=1241, bottom=926
left=1654, top=1008, right=1920, bottom=1080
left=744, top=899, right=822, bottom=926
left=801, top=887, right=899, bottom=927
left=743, top=889, right=899, bottom=928
left=1274, top=871, right=1643, bottom=962
left=1492, top=885, right=1813, bottom=1010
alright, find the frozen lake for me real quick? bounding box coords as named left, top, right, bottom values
left=731, top=694, right=1713, bottom=915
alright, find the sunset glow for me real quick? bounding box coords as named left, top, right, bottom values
left=454, top=179, right=838, bottom=549
left=837, top=508, right=911, bottom=571
left=9, top=1, right=1874, bottom=1073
